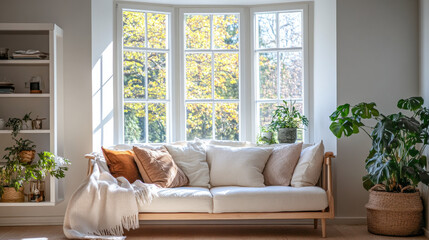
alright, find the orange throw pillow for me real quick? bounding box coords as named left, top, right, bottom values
left=133, top=146, right=189, bottom=188
left=101, top=147, right=143, bottom=183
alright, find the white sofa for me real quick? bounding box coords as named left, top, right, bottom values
left=86, top=141, right=335, bottom=238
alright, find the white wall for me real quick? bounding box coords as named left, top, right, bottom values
left=419, top=0, right=429, bottom=235
left=336, top=0, right=419, bottom=220
left=0, top=0, right=92, bottom=224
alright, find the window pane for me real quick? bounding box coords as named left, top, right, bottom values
left=124, top=103, right=145, bottom=143
left=259, top=102, right=277, bottom=128
left=259, top=52, right=277, bottom=99
left=213, top=14, right=239, bottom=50
left=215, top=103, right=239, bottom=140
left=148, top=52, right=167, bottom=99
left=186, top=53, right=212, bottom=99
left=186, top=103, right=213, bottom=140
left=185, top=15, right=211, bottom=49
left=214, top=53, right=239, bottom=99
left=147, top=13, right=168, bottom=49
left=280, top=51, right=303, bottom=99
left=148, top=103, right=167, bottom=143
left=279, top=12, right=302, bottom=48
left=123, top=51, right=145, bottom=99
left=123, top=11, right=145, bottom=48
left=257, top=13, right=276, bottom=49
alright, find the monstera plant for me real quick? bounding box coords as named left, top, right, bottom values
left=329, top=96, right=429, bottom=192
left=329, top=96, right=429, bottom=236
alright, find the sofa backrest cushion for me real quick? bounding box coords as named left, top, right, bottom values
left=263, top=142, right=303, bottom=186
left=207, top=145, right=273, bottom=187
left=101, top=147, right=143, bottom=183
left=164, top=141, right=210, bottom=188
left=291, top=140, right=325, bottom=187
left=208, top=140, right=255, bottom=147
left=133, top=146, right=189, bottom=188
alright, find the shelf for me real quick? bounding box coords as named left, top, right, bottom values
left=0, top=130, right=50, bottom=134
left=0, top=201, right=56, bottom=207
left=0, top=93, right=50, bottom=98
left=0, top=60, right=49, bottom=65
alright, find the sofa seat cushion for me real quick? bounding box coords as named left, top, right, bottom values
left=210, top=186, right=328, bottom=213
left=139, top=187, right=213, bottom=213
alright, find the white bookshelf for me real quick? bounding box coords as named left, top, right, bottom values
left=0, top=23, right=64, bottom=206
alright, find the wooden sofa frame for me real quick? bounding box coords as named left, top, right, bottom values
left=85, top=152, right=335, bottom=238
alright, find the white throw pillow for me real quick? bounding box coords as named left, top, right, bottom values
left=164, top=141, right=210, bottom=188
left=207, top=145, right=273, bottom=187
left=291, top=141, right=325, bottom=187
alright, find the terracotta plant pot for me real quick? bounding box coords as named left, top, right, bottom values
left=365, top=190, right=423, bottom=236
left=19, top=150, right=36, bottom=164
left=1, top=187, right=24, bottom=202
left=277, top=128, right=297, bottom=143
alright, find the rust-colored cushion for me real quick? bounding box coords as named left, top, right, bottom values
left=101, top=147, right=143, bottom=183
left=133, top=146, right=189, bottom=188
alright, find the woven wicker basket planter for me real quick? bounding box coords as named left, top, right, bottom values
left=365, top=190, right=423, bottom=236
left=0, top=187, right=24, bottom=202
left=18, top=150, right=35, bottom=164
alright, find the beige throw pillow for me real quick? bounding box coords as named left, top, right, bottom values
left=164, top=141, right=210, bottom=187
left=133, top=146, right=189, bottom=188
left=207, top=145, right=273, bottom=187
left=291, top=141, right=325, bottom=187
left=263, top=143, right=303, bottom=186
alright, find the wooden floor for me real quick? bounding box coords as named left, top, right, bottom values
left=0, top=224, right=427, bottom=239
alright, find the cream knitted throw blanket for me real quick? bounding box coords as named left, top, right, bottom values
left=63, top=161, right=158, bottom=239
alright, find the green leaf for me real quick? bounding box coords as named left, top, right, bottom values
left=397, top=97, right=424, bottom=111
left=351, top=102, right=379, bottom=119
left=329, top=122, right=344, bottom=138
left=329, top=104, right=350, bottom=121
left=362, top=174, right=375, bottom=191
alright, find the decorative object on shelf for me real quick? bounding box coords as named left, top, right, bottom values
left=11, top=50, right=48, bottom=60
left=256, top=126, right=277, bottom=145
left=22, top=112, right=32, bottom=130
left=0, top=48, right=8, bottom=59
left=32, top=116, right=45, bottom=130
left=0, top=82, right=14, bottom=94
left=329, top=96, right=429, bottom=236
left=29, top=180, right=45, bottom=202
left=269, top=100, right=309, bottom=143
left=0, top=118, right=4, bottom=129
left=30, top=76, right=42, bottom=94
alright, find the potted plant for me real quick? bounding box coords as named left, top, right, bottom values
left=257, top=126, right=277, bottom=145
left=0, top=151, right=70, bottom=202
left=5, top=117, right=23, bottom=137
left=7, top=138, right=37, bottom=164
left=22, top=112, right=32, bottom=130
left=269, top=100, right=309, bottom=143
left=329, top=96, right=429, bottom=236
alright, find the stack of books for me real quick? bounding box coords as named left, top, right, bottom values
left=0, top=82, right=15, bottom=94
left=11, top=50, right=49, bottom=60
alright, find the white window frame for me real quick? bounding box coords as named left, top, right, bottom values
left=250, top=3, right=312, bottom=143
left=114, top=3, right=312, bottom=144
left=116, top=3, right=173, bottom=144
left=179, top=8, right=244, bottom=141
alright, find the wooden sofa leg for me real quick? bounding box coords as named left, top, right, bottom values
left=314, top=219, right=318, bottom=229
left=321, top=218, right=326, bottom=238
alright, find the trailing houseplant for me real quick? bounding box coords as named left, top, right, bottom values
left=6, top=117, right=23, bottom=137
left=269, top=100, right=309, bottom=143
left=329, top=96, right=429, bottom=236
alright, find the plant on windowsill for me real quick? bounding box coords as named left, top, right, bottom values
left=269, top=100, right=309, bottom=143
left=329, top=96, right=429, bottom=236
left=257, top=126, right=277, bottom=145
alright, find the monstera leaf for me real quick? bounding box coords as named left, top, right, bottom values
left=397, top=97, right=424, bottom=111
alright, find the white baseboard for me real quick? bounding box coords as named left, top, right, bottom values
left=0, top=216, right=367, bottom=227
left=0, top=216, right=64, bottom=226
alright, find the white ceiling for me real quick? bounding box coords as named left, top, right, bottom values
left=120, top=0, right=309, bottom=6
